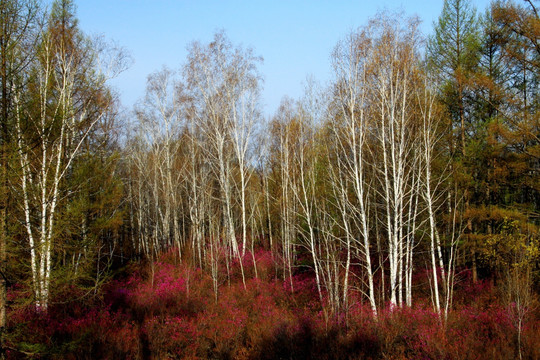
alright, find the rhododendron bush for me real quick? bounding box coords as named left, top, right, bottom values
left=4, top=248, right=539, bottom=359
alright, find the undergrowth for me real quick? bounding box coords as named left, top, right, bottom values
left=5, top=248, right=539, bottom=359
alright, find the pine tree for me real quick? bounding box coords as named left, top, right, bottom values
left=0, top=0, right=39, bottom=355
left=427, top=0, right=481, bottom=155
left=428, top=0, right=483, bottom=281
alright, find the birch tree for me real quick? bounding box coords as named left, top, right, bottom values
left=417, top=72, right=460, bottom=319
left=369, top=15, right=422, bottom=308
left=134, top=67, right=186, bottom=256
left=226, top=55, right=261, bottom=258
left=184, top=31, right=262, bottom=286
left=185, top=94, right=207, bottom=268
left=269, top=97, right=299, bottom=290
left=330, top=27, right=378, bottom=316
left=290, top=104, right=324, bottom=306
left=14, top=0, right=124, bottom=310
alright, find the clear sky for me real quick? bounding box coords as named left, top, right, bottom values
left=66, top=0, right=492, bottom=116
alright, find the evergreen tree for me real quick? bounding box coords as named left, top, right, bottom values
left=428, top=0, right=483, bottom=281
left=0, top=0, right=39, bottom=355
left=427, top=0, right=481, bottom=155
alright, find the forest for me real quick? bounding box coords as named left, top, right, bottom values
left=0, top=0, right=539, bottom=358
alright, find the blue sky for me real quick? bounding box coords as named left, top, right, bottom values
left=69, top=0, right=492, bottom=116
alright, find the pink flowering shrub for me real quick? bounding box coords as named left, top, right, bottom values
left=142, top=315, right=198, bottom=358
left=6, top=291, right=141, bottom=359
left=5, top=247, right=538, bottom=359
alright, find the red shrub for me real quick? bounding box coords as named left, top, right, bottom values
left=6, top=247, right=538, bottom=360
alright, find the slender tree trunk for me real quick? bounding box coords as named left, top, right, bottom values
left=0, top=35, right=8, bottom=360
left=0, top=11, right=8, bottom=351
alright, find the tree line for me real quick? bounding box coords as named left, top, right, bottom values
left=0, top=0, right=538, bottom=351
